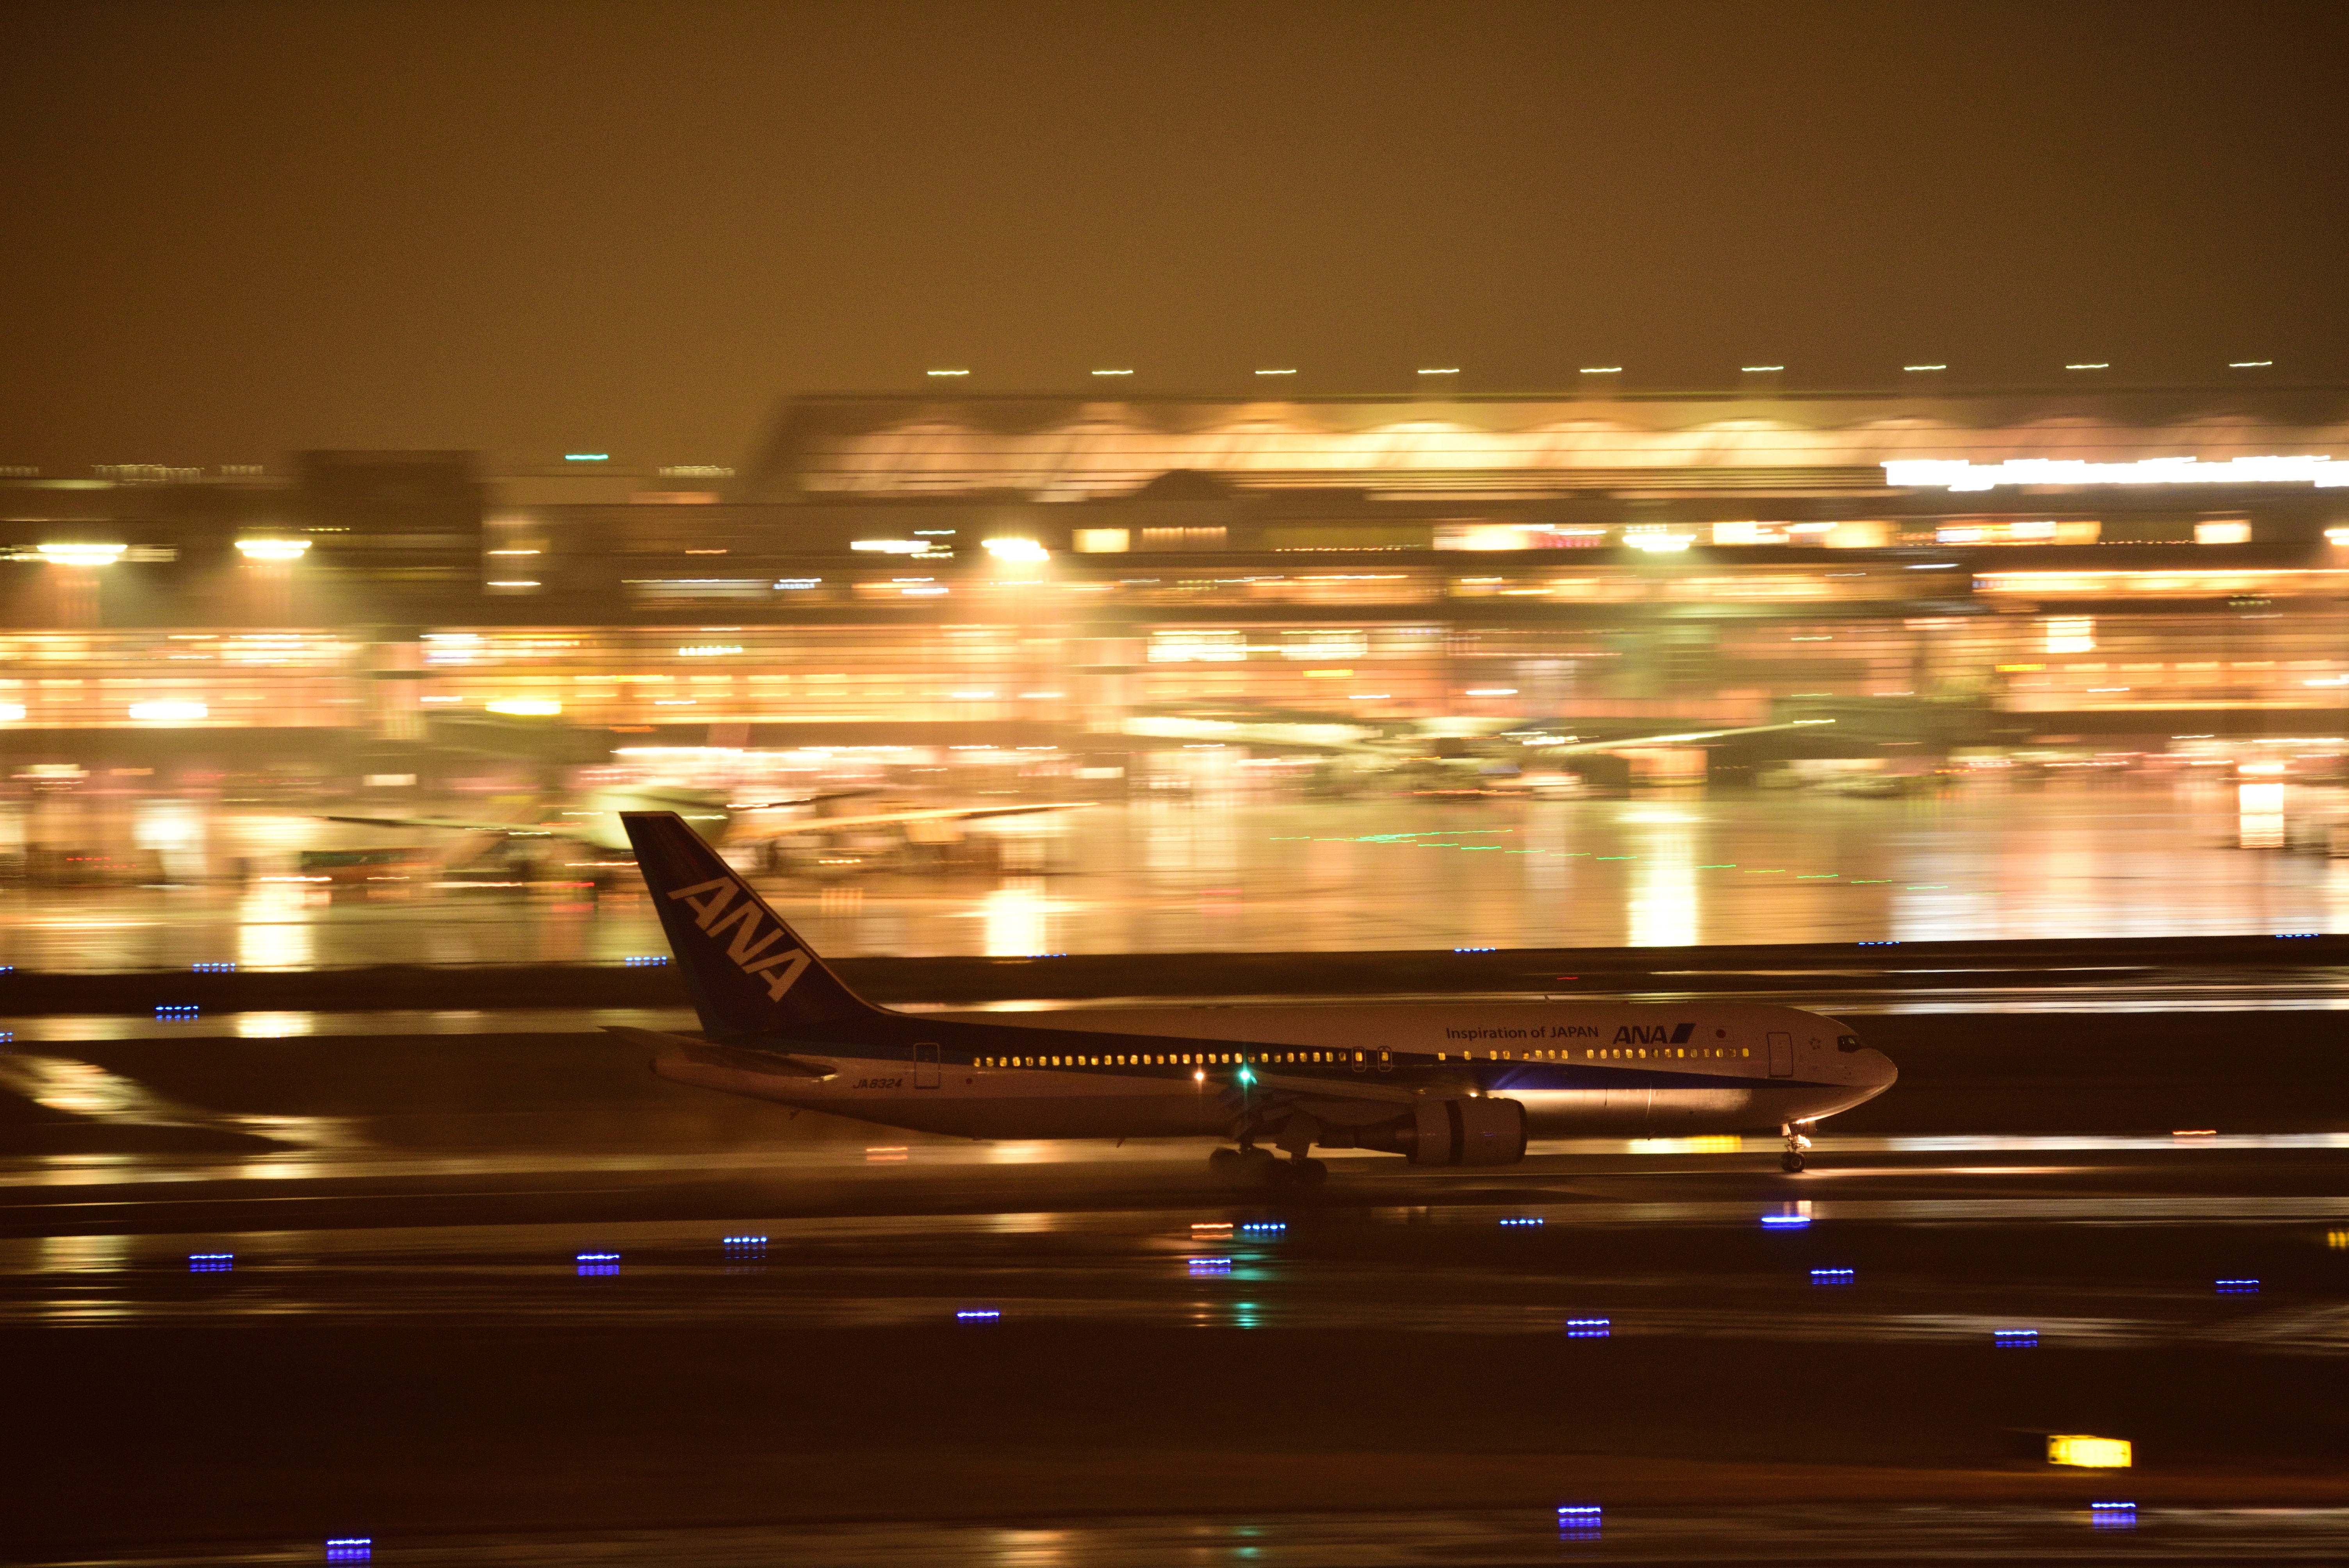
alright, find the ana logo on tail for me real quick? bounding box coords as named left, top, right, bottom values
left=667, top=877, right=812, bottom=1000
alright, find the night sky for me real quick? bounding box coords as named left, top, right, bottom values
left=2, top=0, right=2342, bottom=471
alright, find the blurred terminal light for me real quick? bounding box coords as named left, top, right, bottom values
left=1255, top=368, right=1297, bottom=376
left=982, top=537, right=1050, bottom=563
left=1903, top=364, right=1948, bottom=372
left=2230, top=360, right=2274, bottom=368
left=1091, top=369, right=1135, bottom=377
left=127, top=701, right=207, bottom=722
left=2065, top=363, right=2110, bottom=371
left=0, top=705, right=23, bottom=721
left=36, top=542, right=126, bottom=566
left=1578, top=366, right=1622, bottom=374
left=1888, top=456, right=2345, bottom=490
left=2047, top=1434, right=2132, bottom=1469
left=563, top=453, right=608, bottom=462
left=1740, top=365, right=1784, bottom=373
left=852, top=539, right=935, bottom=554
left=1417, top=368, right=1460, bottom=376
left=233, top=538, right=310, bottom=561
left=925, top=368, right=970, bottom=378
left=485, top=698, right=562, bottom=716
left=1624, top=529, right=1695, bottom=552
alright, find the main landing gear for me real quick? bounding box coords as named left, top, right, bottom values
left=1209, top=1143, right=1327, bottom=1187
left=1780, top=1124, right=1813, bottom=1174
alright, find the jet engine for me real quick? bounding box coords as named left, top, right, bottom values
left=1392, top=1097, right=1527, bottom=1167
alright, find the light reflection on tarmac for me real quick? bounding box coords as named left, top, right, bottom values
left=5, top=1139, right=2346, bottom=1347
left=10, top=1070, right=2349, bottom=1554
left=25, top=1506, right=2349, bottom=1565
left=2, top=784, right=2344, bottom=969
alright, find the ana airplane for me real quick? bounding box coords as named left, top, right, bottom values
left=616, top=811, right=1897, bottom=1180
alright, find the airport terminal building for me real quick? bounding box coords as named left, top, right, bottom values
left=4, top=385, right=2346, bottom=775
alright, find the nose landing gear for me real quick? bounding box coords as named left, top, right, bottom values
left=1780, top=1124, right=1813, bottom=1173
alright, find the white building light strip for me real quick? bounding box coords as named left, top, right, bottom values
left=1885, top=456, right=2347, bottom=491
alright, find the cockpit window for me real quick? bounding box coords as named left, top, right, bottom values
left=1836, top=1033, right=1864, bottom=1052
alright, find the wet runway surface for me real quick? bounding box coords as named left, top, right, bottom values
left=5, top=785, right=2344, bottom=970
left=8, top=1127, right=2349, bottom=1561
left=33, top=1505, right=2349, bottom=1566
left=8, top=987, right=2349, bottom=1561
left=9, top=1139, right=2349, bottom=1351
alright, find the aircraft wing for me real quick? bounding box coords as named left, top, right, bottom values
left=738, top=802, right=1089, bottom=839
left=1536, top=718, right=1833, bottom=755
left=320, top=812, right=577, bottom=838
left=724, top=788, right=878, bottom=810
left=1240, top=1069, right=1424, bottom=1106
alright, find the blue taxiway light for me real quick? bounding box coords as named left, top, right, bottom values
left=155, top=1004, right=200, bottom=1016
left=2091, top=1502, right=2138, bottom=1530
left=1188, top=1257, right=1233, bottom=1274
left=325, top=1540, right=373, bottom=1563
left=189, top=1253, right=234, bottom=1272
left=191, top=961, right=237, bottom=972
left=1556, top=1505, right=1603, bottom=1535
left=1810, top=1267, right=1855, bottom=1285
left=2275, top=932, right=2318, bottom=939
left=1453, top=946, right=1497, bottom=953
left=2215, top=1278, right=2260, bottom=1293
left=622, top=955, right=669, bottom=966
left=1565, top=1318, right=1611, bottom=1338
left=1856, top=940, right=1901, bottom=946
left=955, top=1309, right=1001, bottom=1321
left=1238, top=1222, right=1286, bottom=1235
left=722, top=1235, right=767, bottom=1246
left=1993, top=1329, right=2039, bottom=1347
left=1499, top=1217, right=1545, bottom=1227
left=1759, top=1214, right=1811, bottom=1229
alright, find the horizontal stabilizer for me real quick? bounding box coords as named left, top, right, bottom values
left=606, top=1026, right=838, bottom=1081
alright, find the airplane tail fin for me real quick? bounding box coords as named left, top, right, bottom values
left=620, top=811, right=881, bottom=1041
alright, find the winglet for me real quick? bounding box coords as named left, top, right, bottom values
left=620, top=811, right=879, bottom=1040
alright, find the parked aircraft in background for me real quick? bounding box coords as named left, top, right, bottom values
left=324, top=784, right=1084, bottom=881
left=1119, top=702, right=1833, bottom=793
left=615, top=810, right=1897, bottom=1180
